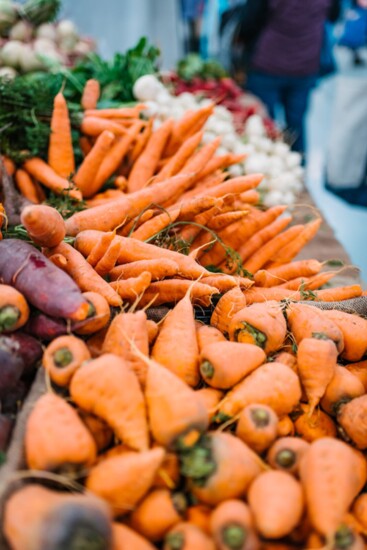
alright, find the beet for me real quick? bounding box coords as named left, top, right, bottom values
left=3, top=332, right=42, bottom=375
left=0, top=240, right=89, bottom=321
left=25, top=312, right=67, bottom=342
left=0, top=348, right=24, bottom=397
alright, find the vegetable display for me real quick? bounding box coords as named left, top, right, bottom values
left=0, top=43, right=367, bottom=550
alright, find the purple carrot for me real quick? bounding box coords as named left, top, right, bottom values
left=25, top=312, right=67, bottom=342
left=0, top=239, right=89, bottom=321
left=1, top=332, right=43, bottom=375
left=0, top=347, right=24, bottom=397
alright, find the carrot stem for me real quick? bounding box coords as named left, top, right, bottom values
left=0, top=306, right=20, bottom=331
left=222, top=525, right=247, bottom=550
left=53, top=348, right=73, bottom=368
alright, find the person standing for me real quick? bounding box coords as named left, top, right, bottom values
left=245, top=0, right=341, bottom=154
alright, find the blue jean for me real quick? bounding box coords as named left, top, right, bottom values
left=246, top=71, right=317, bottom=153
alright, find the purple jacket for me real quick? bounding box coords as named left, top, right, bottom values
left=251, top=0, right=333, bottom=77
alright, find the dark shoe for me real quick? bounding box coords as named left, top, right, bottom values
left=324, top=182, right=367, bottom=207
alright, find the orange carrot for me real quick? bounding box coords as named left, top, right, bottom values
left=74, top=130, right=115, bottom=197
left=94, top=240, right=121, bottom=277
left=23, top=158, right=81, bottom=200
left=15, top=169, right=39, bottom=203
left=195, top=152, right=247, bottom=181
left=25, top=392, right=96, bottom=470
left=79, top=135, right=93, bottom=157
left=165, top=103, right=214, bottom=156
left=272, top=351, right=297, bottom=370
left=72, top=291, right=111, bottom=335
left=207, top=210, right=249, bottom=231
left=47, top=241, right=122, bottom=307
left=86, top=448, right=165, bottom=516
left=81, top=78, right=100, bottom=110
left=180, top=136, right=222, bottom=178
left=248, top=470, right=304, bottom=539
left=345, top=361, right=367, bottom=391
left=236, top=404, right=278, bottom=453
left=102, top=311, right=149, bottom=386
left=314, top=285, right=363, bottom=302
left=228, top=300, right=287, bottom=354
left=110, top=271, right=152, bottom=301
left=210, top=286, right=247, bottom=335
left=186, top=431, right=264, bottom=505
left=242, top=286, right=301, bottom=304
left=164, top=522, right=215, bottom=550
left=267, top=218, right=322, bottom=267
left=145, top=356, right=209, bottom=448
left=338, top=395, right=367, bottom=449
left=294, top=403, right=337, bottom=442
left=70, top=353, right=149, bottom=451
left=85, top=105, right=146, bottom=118
left=321, top=365, right=365, bottom=416
left=197, top=173, right=262, bottom=199
left=321, top=309, right=367, bottom=361
left=277, top=415, right=296, bottom=438
left=1, top=155, right=15, bottom=176
left=3, top=485, right=112, bottom=550
left=131, top=208, right=181, bottom=241
left=267, top=437, right=310, bottom=476
left=48, top=92, right=75, bottom=178
left=254, top=259, right=323, bottom=287
left=352, top=494, right=367, bottom=531
left=128, top=119, right=174, bottom=193
left=186, top=505, right=212, bottom=536
left=86, top=231, right=116, bottom=267
left=0, top=284, right=29, bottom=333
left=155, top=131, right=203, bottom=183
left=218, top=362, right=302, bottom=419
left=21, top=204, right=66, bottom=248
left=42, top=334, right=91, bottom=386
left=200, top=341, right=266, bottom=389
left=80, top=116, right=128, bottom=137
left=196, top=387, right=224, bottom=422
left=210, top=500, right=259, bottom=550
left=66, top=171, right=197, bottom=235
left=109, top=258, right=178, bottom=281
left=127, top=118, right=153, bottom=167
left=153, top=448, right=181, bottom=490
left=130, top=489, right=186, bottom=542
left=79, top=411, right=113, bottom=453
left=200, top=275, right=251, bottom=294
left=113, top=522, right=156, bottom=550
left=196, top=323, right=226, bottom=352
left=300, top=437, right=366, bottom=536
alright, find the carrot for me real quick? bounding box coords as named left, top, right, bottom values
left=218, top=362, right=302, bottom=420
left=94, top=240, right=121, bottom=276
left=248, top=470, right=304, bottom=539
left=21, top=204, right=66, bottom=248
left=79, top=411, right=113, bottom=453
left=236, top=404, right=278, bottom=453
left=320, top=309, right=367, bottom=362
left=86, top=447, right=165, bottom=516
left=352, top=494, right=367, bottom=531
left=321, top=365, right=365, bottom=416
left=254, top=259, right=323, bottom=287
left=128, top=119, right=174, bottom=193
left=299, top=437, right=366, bottom=536
left=127, top=118, right=153, bottom=167
left=1, top=155, right=15, bottom=176
left=130, top=489, right=186, bottom=542
left=272, top=351, right=297, bottom=370
left=85, top=105, right=146, bottom=118
left=154, top=131, right=203, bottom=183
left=186, top=505, right=212, bottom=536
left=109, top=258, right=178, bottom=281
left=345, top=361, right=367, bottom=391
left=165, top=103, right=214, bottom=156
left=145, top=355, right=209, bottom=448
left=147, top=319, right=159, bottom=347
left=42, top=334, right=91, bottom=387
left=228, top=300, right=287, bottom=354
left=242, top=286, right=301, bottom=304
left=294, top=403, right=337, bottom=442
left=267, top=437, right=310, bottom=476
left=196, top=387, right=224, bottom=422
left=338, top=395, right=367, bottom=449
left=46, top=241, right=122, bottom=307
left=0, top=284, right=29, bottom=333
left=164, top=522, right=215, bottom=550
left=296, top=270, right=336, bottom=290
left=197, top=324, right=226, bottom=352
left=75, top=230, right=208, bottom=279
left=48, top=92, right=75, bottom=178
left=102, top=311, right=149, bottom=386
left=81, top=78, right=100, bottom=110
left=314, top=284, right=363, bottom=302
left=277, top=415, right=296, bottom=438
left=151, top=291, right=200, bottom=386
left=137, top=279, right=218, bottom=308
left=3, top=485, right=112, bottom=550
left=74, top=130, right=115, bottom=198
left=91, top=122, right=143, bottom=192
left=197, top=173, right=262, bottom=200
left=72, top=291, right=111, bottom=336
left=79, top=135, right=93, bottom=157
left=200, top=341, right=266, bottom=389
left=180, top=136, right=222, bottom=177
left=297, top=337, right=338, bottom=416
left=267, top=218, right=322, bottom=267
left=207, top=210, right=249, bottom=232
left=70, top=353, right=149, bottom=451
left=286, top=302, right=344, bottom=352
left=131, top=208, right=181, bottom=241
left=195, top=152, right=247, bottom=181
left=15, top=169, right=40, bottom=203
left=201, top=275, right=252, bottom=293
left=185, top=431, right=264, bottom=505
left=23, top=158, right=81, bottom=200
left=86, top=231, right=116, bottom=267
left=210, top=287, right=247, bottom=335
left=153, top=449, right=181, bottom=490
left=112, top=523, right=155, bottom=550
left=117, top=209, right=155, bottom=237
left=80, top=116, right=128, bottom=137
left=210, top=499, right=259, bottom=550
left=25, top=392, right=96, bottom=470
left=110, top=271, right=152, bottom=301
left=86, top=189, right=125, bottom=207
left=66, top=171, right=197, bottom=235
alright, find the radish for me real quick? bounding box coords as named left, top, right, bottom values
left=1, top=40, right=24, bottom=68
left=9, top=21, right=33, bottom=42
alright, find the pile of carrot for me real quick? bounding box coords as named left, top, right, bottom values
left=1, top=78, right=367, bottom=550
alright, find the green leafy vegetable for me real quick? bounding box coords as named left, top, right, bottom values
left=177, top=53, right=227, bottom=81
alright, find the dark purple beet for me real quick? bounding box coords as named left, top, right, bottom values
left=25, top=312, right=67, bottom=342
left=0, top=239, right=89, bottom=320
left=3, top=332, right=43, bottom=375
left=1, top=380, right=28, bottom=414
left=0, top=348, right=24, bottom=397
left=0, top=414, right=14, bottom=452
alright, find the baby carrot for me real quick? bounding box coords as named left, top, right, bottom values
left=81, top=78, right=100, bottom=110
left=80, top=116, right=128, bottom=137
left=15, top=169, right=39, bottom=203
left=165, top=103, right=214, bottom=156
left=23, top=158, right=81, bottom=200
left=48, top=92, right=75, bottom=178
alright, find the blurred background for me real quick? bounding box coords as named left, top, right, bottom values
left=58, top=0, right=367, bottom=282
